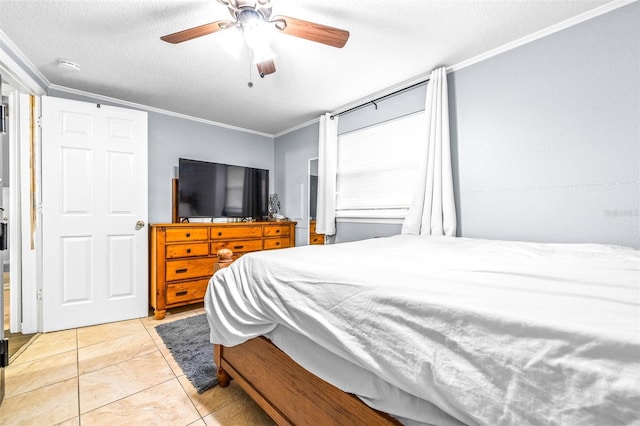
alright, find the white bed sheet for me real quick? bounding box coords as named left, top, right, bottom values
left=204, top=235, right=640, bottom=426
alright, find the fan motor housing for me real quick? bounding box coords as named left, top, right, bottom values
left=223, top=0, right=272, bottom=21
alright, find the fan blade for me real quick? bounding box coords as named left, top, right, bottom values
left=161, top=20, right=234, bottom=44
left=272, top=15, right=349, bottom=48
left=256, top=59, right=276, bottom=77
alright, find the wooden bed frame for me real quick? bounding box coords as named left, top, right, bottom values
left=212, top=249, right=400, bottom=425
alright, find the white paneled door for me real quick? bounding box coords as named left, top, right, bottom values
left=41, top=97, right=148, bottom=332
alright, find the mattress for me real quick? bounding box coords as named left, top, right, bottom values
left=204, top=234, right=640, bottom=425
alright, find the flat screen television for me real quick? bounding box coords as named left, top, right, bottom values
left=178, top=158, right=269, bottom=220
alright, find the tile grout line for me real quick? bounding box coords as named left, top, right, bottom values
left=145, top=317, right=179, bottom=377
left=145, top=312, right=200, bottom=381
left=80, top=376, right=181, bottom=418
left=3, top=314, right=215, bottom=425
left=76, top=327, right=159, bottom=377
left=75, top=320, right=157, bottom=421
left=144, top=316, right=192, bottom=391
left=1, top=318, right=199, bottom=425
left=75, top=318, right=182, bottom=419
left=8, top=336, right=71, bottom=367
left=174, top=369, right=207, bottom=423
left=2, top=350, right=78, bottom=401
left=144, top=313, right=211, bottom=423
left=8, top=332, right=41, bottom=364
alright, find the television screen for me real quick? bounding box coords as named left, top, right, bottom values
left=178, top=158, right=269, bottom=219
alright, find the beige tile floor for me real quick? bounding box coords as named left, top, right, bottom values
left=0, top=307, right=276, bottom=426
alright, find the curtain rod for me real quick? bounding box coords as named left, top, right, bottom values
left=330, top=78, right=430, bottom=120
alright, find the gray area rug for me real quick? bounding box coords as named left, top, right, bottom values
left=156, top=314, right=218, bottom=393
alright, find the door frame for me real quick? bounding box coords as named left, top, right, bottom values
left=1, top=38, right=46, bottom=334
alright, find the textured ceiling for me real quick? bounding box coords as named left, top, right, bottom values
left=0, top=0, right=615, bottom=135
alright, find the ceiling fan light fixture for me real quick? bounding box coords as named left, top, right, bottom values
left=251, top=44, right=276, bottom=64
left=217, top=26, right=245, bottom=58
left=246, top=37, right=276, bottom=64
left=241, top=16, right=274, bottom=48
left=162, top=0, right=349, bottom=77
left=239, top=9, right=276, bottom=64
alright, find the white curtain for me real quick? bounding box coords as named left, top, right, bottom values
left=316, top=113, right=338, bottom=235
left=401, top=67, right=457, bottom=236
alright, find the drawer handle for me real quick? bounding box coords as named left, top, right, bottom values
left=218, top=232, right=223, bottom=236
left=175, top=291, right=188, bottom=296
left=186, top=248, right=191, bottom=253
left=175, top=268, right=188, bottom=274
left=275, top=229, right=280, bottom=233
left=186, top=232, right=191, bottom=238
left=234, top=245, right=244, bottom=249
left=275, top=242, right=280, bottom=246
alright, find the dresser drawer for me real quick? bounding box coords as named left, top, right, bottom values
left=264, top=225, right=290, bottom=237
left=166, top=258, right=215, bottom=281
left=310, top=235, right=324, bottom=245
left=165, top=227, right=208, bottom=242
left=211, top=239, right=263, bottom=254
left=166, top=242, right=209, bottom=259
left=166, top=279, right=209, bottom=305
left=211, top=226, right=262, bottom=239
left=264, top=237, right=290, bottom=250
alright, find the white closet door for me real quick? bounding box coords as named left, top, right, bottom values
left=41, top=97, right=148, bottom=332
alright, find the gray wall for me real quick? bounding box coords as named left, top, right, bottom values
left=147, top=114, right=273, bottom=224
left=337, top=84, right=426, bottom=135
left=44, top=2, right=640, bottom=247
left=47, top=89, right=274, bottom=224
left=450, top=2, right=639, bottom=248
left=274, top=124, right=318, bottom=246
left=275, top=2, right=640, bottom=248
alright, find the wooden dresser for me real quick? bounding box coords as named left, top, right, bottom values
left=309, top=220, right=325, bottom=245
left=150, top=221, right=295, bottom=319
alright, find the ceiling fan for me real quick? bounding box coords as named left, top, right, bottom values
left=160, top=0, right=350, bottom=78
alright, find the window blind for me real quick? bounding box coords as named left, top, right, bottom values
left=336, top=111, right=427, bottom=218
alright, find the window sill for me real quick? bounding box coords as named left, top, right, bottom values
left=336, top=217, right=404, bottom=225
left=335, top=209, right=406, bottom=224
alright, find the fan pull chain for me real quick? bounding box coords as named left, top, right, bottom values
left=247, top=51, right=254, bottom=88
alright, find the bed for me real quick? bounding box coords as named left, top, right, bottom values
left=204, top=234, right=640, bottom=425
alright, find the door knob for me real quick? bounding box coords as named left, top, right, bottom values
left=135, top=220, right=145, bottom=230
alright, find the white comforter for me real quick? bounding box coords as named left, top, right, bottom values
left=204, top=235, right=640, bottom=426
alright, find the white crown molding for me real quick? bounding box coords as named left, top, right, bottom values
left=3, top=0, right=634, bottom=137
left=1, top=29, right=273, bottom=138
left=0, top=52, right=45, bottom=95
left=449, top=0, right=636, bottom=73
left=0, top=29, right=47, bottom=95
left=272, top=71, right=432, bottom=138
left=48, top=84, right=274, bottom=138
left=319, top=0, right=634, bottom=125
left=274, top=116, right=320, bottom=138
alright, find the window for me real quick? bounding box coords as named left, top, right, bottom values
left=335, top=111, right=426, bottom=220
